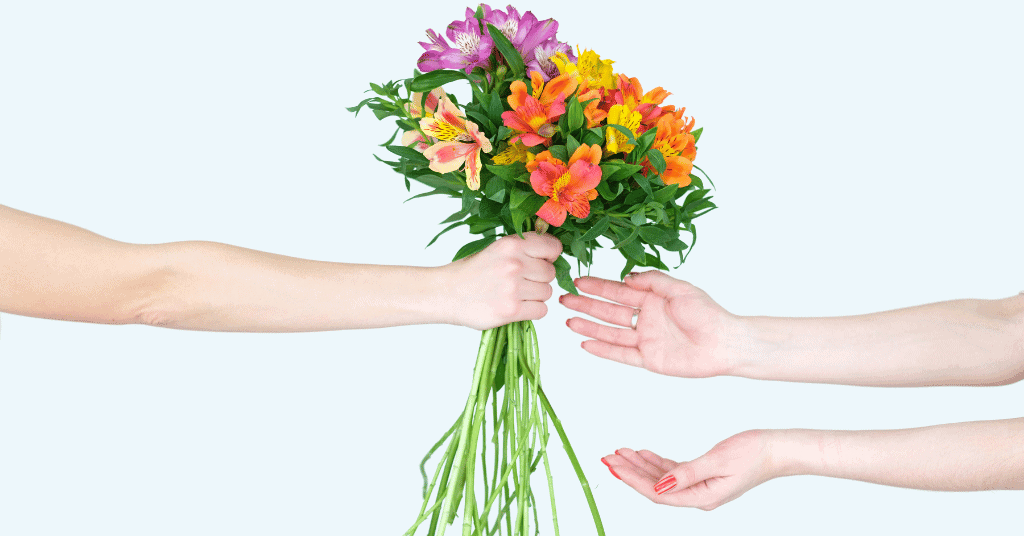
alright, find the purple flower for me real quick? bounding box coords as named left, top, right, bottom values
left=526, top=41, right=575, bottom=81
left=417, top=11, right=494, bottom=74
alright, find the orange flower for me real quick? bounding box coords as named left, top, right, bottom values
left=420, top=94, right=492, bottom=190
left=611, top=74, right=671, bottom=133
left=530, top=144, right=603, bottom=227
left=646, top=110, right=697, bottom=187
left=503, top=71, right=579, bottom=147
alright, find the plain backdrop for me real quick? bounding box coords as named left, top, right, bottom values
left=1, top=0, right=1021, bottom=534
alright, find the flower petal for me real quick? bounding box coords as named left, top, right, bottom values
left=465, top=148, right=483, bottom=190
left=423, top=141, right=474, bottom=174
left=536, top=198, right=567, bottom=227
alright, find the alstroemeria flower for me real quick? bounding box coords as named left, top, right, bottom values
left=420, top=94, right=493, bottom=190
left=611, top=74, right=671, bottom=132
left=502, top=71, right=578, bottom=147
left=530, top=144, right=603, bottom=227
left=605, top=104, right=642, bottom=154
left=492, top=141, right=531, bottom=165
left=405, top=88, right=446, bottom=119
left=528, top=40, right=575, bottom=81
left=417, top=10, right=494, bottom=74
left=553, top=48, right=616, bottom=90
left=643, top=109, right=697, bottom=186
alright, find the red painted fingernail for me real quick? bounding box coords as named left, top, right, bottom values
left=608, top=466, right=621, bottom=480
left=654, top=475, right=677, bottom=495
left=600, top=457, right=611, bottom=468
left=565, top=319, right=571, bottom=327
left=558, top=294, right=565, bottom=304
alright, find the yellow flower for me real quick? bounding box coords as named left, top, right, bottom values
left=605, top=104, right=642, bottom=154
left=492, top=142, right=531, bottom=165
left=553, top=47, right=616, bottom=90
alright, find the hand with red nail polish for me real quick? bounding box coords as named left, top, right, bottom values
left=561, top=272, right=740, bottom=378
left=601, top=431, right=777, bottom=511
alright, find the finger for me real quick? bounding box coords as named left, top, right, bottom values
left=560, top=293, right=636, bottom=327
left=520, top=281, right=553, bottom=302
left=604, top=461, right=663, bottom=503
left=515, top=301, right=548, bottom=322
left=655, top=457, right=717, bottom=497
left=519, top=232, right=563, bottom=263
left=638, top=449, right=678, bottom=473
left=566, top=317, right=638, bottom=347
left=580, top=340, right=644, bottom=368
left=624, top=270, right=689, bottom=298
left=574, top=276, right=646, bottom=307
left=615, top=448, right=665, bottom=480
left=521, top=257, right=556, bottom=284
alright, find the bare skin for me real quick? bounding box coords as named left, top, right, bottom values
left=0, top=203, right=563, bottom=332
left=563, top=271, right=1024, bottom=509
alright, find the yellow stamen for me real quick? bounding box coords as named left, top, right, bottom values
left=550, top=171, right=572, bottom=204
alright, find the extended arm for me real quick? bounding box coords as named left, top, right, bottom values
left=563, top=272, right=1024, bottom=387
left=0, top=204, right=561, bottom=332
left=604, top=417, right=1024, bottom=510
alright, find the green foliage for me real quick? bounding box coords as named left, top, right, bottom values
left=348, top=64, right=716, bottom=295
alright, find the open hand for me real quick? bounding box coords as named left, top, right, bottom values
left=602, top=430, right=778, bottom=511
left=561, top=271, right=741, bottom=377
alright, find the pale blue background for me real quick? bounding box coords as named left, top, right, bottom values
left=1, top=0, right=1022, bottom=534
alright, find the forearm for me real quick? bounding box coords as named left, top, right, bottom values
left=137, top=241, right=456, bottom=332
left=773, top=418, right=1024, bottom=491
left=729, top=296, right=1024, bottom=386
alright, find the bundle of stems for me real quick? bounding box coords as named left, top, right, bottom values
left=405, top=321, right=604, bottom=536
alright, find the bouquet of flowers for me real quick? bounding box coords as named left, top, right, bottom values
left=350, top=4, right=715, bottom=535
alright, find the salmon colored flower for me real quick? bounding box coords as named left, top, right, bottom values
left=502, top=71, right=578, bottom=147
left=406, top=88, right=446, bottom=119
left=530, top=144, right=603, bottom=227
left=420, top=94, right=493, bottom=190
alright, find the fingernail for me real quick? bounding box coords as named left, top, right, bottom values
left=654, top=475, right=677, bottom=495
left=558, top=294, right=565, bottom=304
left=565, top=319, right=571, bottom=327
left=600, top=457, right=611, bottom=468
left=608, top=466, right=621, bottom=480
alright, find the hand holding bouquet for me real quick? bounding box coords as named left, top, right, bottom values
left=350, top=4, right=716, bottom=535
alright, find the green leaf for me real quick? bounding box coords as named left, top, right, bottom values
left=654, top=184, right=679, bottom=204
left=605, top=123, right=636, bottom=146
left=511, top=209, right=528, bottom=236
left=608, top=164, right=644, bottom=182
left=410, top=174, right=463, bottom=193
left=386, top=144, right=429, bottom=164
left=580, top=216, right=611, bottom=241
left=478, top=198, right=504, bottom=219
left=567, top=97, right=584, bottom=132
left=440, top=208, right=469, bottom=224
left=409, top=70, right=465, bottom=92
left=619, top=259, right=637, bottom=281
left=637, top=225, right=674, bottom=245
left=404, top=189, right=447, bottom=203
left=565, top=133, right=580, bottom=157
left=483, top=177, right=506, bottom=203
left=487, top=90, right=505, bottom=125
left=462, top=187, right=475, bottom=213
left=646, top=149, right=667, bottom=175
left=453, top=235, right=497, bottom=261
left=548, top=145, right=568, bottom=162
left=582, top=127, right=603, bottom=146
left=634, top=129, right=657, bottom=158
left=554, top=256, right=578, bottom=295
left=635, top=174, right=653, bottom=196
left=519, top=195, right=546, bottom=216
left=426, top=221, right=467, bottom=248
left=691, top=127, right=703, bottom=144
left=510, top=188, right=533, bottom=209
left=486, top=162, right=527, bottom=180
left=596, top=180, right=622, bottom=201
left=630, top=210, right=646, bottom=226
left=486, top=24, right=525, bottom=77
left=692, top=164, right=716, bottom=190
left=465, top=110, right=496, bottom=133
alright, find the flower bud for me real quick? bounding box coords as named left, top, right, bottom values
left=495, top=65, right=508, bottom=79
left=535, top=217, right=550, bottom=234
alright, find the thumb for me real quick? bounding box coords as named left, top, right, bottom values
left=654, top=457, right=716, bottom=496
left=624, top=270, right=688, bottom=298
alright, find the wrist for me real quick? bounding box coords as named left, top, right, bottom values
left=718, top=315, right=774, bottom=378
left=426, top=264, right=461, bottom=326
left=766, top=428, right=825, bottom=478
